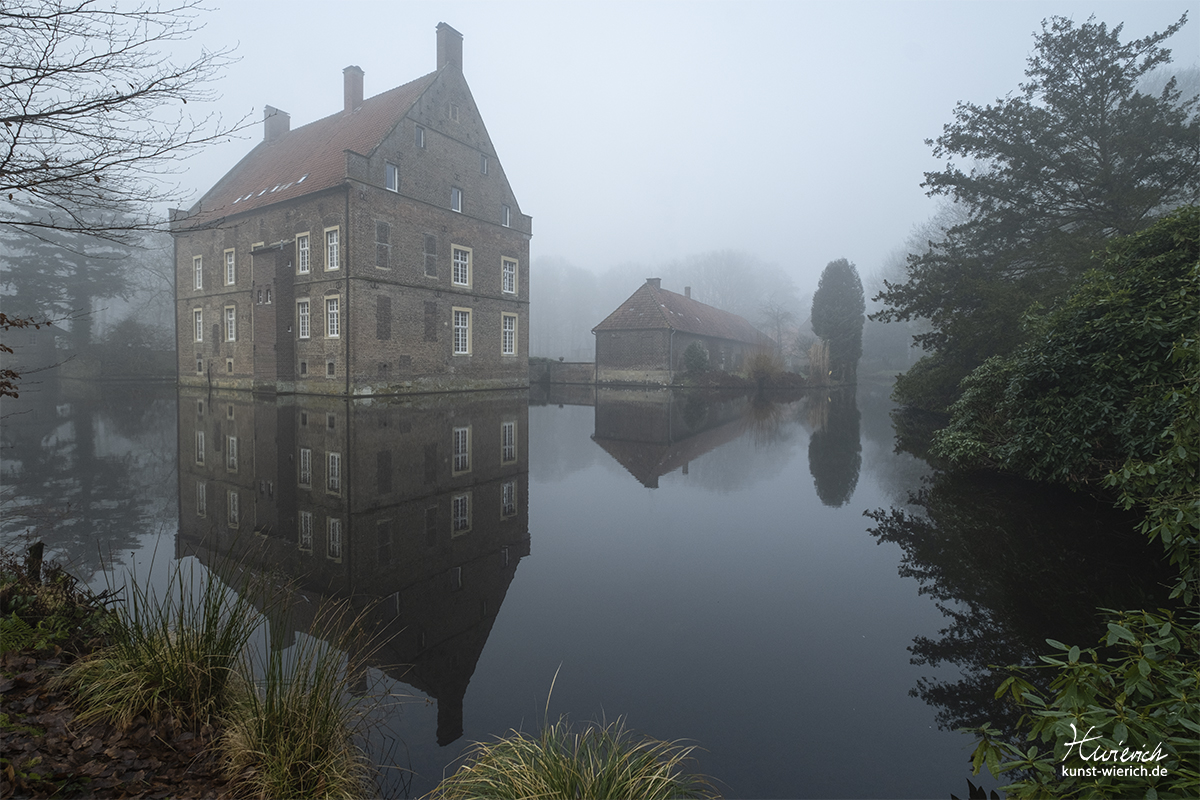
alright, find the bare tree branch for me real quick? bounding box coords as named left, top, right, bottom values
left=0, top=0, right=248, bottom=243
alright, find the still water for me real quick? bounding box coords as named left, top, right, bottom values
left=1, top=380, right=1166, bottom=798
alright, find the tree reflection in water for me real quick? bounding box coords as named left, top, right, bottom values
left=807, top=388, right=862, bottom=507
left=1, top=381, right=176, bottom=582
left=866, top=469, right=1173, bottom=737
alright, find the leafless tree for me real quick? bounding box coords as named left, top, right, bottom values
left=0, top=0, right=243, bottom=244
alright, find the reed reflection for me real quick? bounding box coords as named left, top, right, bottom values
left=176, top=388, right=530, bottom=747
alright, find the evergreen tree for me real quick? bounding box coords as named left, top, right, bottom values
left=0, top=204, right=133, bottom=350
left=810, top=258, right=865, bottom=383
left=873, top=14, right=1199, bottom=412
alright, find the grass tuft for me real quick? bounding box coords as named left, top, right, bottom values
left=220, top=601, right=374, bottom=799
left=55, top=557, right=262, bottom=728
left=430, top=716, right=719, bottom=800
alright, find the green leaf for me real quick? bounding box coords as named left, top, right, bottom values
left=1068, top=645, right=1081, bottom=663
left=1107, top=623, right=1136, bottom=644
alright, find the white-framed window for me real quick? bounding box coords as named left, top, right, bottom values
left=501, top=480, right=516, bottom=518
left=193, top=309, right=203, bottom=342
left=325, top=227, right=340, bottom=271
left=452, top=426, right=470, bottom=474
left=502, top=204, right=511, bottom=227
left=297, top=299, right=310, bottom=339
left=451, top=186, right=462, bottom=213
left=327, top=517, right=342, bottom=560
left=452, top=246, right=471, bottom=286
left=501, top=421, right=517, bottom=464
left=452, top=492, right=471, bottom=536
left=296, top=233, right=310, bottom=274
left=480, top=153, right=488, bottom=175
left=224, top=249, right=236, bottom=285
left=227, top=435, right=238, bottom=471
left=196, top=481, right=207, bottom=517
left=327, top=451, right=342, bottom=493
left=228, top=490, right=239, bottom=527
left=195, top=430, right=205, bottom=465
left=193, top=256, right=203, bottom=290
left=325, top=297, right=340, bottom=338
left=502, top=258, right=517, bottom=294
left=385, top=162, right=400, bottom=192
left=452, top=308, right=470, bottom=355
left=415, top=124, right=425, bottom=148
left=299, top=447, right=312, bottom=487
left=299, top=510, right=313, bottom=552
left=501, top=313, right=517, bottom=356
left=224, top=306, right=236, bottom=342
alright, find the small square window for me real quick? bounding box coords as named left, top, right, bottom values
left=451, top=187, right=462, bottom=213
left=385, top=162, right=399, bottom=192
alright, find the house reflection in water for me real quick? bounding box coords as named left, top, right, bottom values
left=176, top=388, right=530, bottom=746
left=591, top=387, right=751, bottom=488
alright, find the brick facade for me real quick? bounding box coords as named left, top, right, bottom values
left=172, top=24, right=530, bottom=396
left=592, top=279, right=772, bottom=385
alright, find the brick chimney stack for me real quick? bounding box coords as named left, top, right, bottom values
left=685, top=286, right=691, bottom=298
left=647, top=278, right=661, bottom=289
left=437, top=22, right=463, bottom=71
left=264, top=105, right=289, bottom=142
left=343, top=65, right=364, bottom=114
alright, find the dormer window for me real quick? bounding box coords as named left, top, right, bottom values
left=385, top=163, right=399, bottom=192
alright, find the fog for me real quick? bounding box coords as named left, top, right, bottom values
left=173, top=0, right=1197, bottom=353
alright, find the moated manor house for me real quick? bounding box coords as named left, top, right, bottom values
left=172, top=24, right=530, bottom=395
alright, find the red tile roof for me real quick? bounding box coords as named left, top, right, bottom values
left=593, top=281, right=772, bottom=347
left=178, top=71, right=439, bottom=227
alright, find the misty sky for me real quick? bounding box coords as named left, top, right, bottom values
left=175, top=0, right=1199, bottom=289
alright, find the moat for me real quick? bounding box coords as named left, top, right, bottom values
left=1, top=380, right=1167, bottom=798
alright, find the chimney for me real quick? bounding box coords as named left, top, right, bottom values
left=343, top=65, right=364, bottom=114
left=264, top=105, right=290, bottom=143
left=437, top=22, right=463, bottom=71
left=647, top=278, right=661, bottom=289
left=684, top=286, right=691, bottom=298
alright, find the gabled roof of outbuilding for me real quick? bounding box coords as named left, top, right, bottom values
left=177, top=71, right=439, bottom=228
left=592, top=281, right=772, bottom=347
